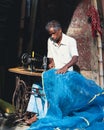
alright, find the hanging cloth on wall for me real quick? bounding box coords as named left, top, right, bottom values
left=86, top=6, right=102, bottom=37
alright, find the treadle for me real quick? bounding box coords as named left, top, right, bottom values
left=11, top=111, right=36, bottom=125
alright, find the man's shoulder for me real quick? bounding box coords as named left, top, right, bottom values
left=48, top=37, right=52, bottom=43
left=62, top=33, right=76, bottom=42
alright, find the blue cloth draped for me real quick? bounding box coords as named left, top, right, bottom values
left=27, top=69, right=104, bottom=130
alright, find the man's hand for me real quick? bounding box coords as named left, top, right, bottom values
left=56, top=66, right=68, bottom=74
left=56, top=56, right=78, bottom=74
left=48, top=62, right=55, bottom=69
left=48, top=58, right=55, bottom=69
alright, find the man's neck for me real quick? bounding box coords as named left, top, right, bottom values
left=57, top=35, right=62, bottom=45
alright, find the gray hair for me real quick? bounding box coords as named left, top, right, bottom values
left=45, top=20, right=61, bottom=31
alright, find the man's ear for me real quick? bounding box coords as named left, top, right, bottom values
left=59, top=28, right=62, bottom=33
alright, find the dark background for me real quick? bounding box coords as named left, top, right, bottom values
left=0, top=0, right=82, bottom=103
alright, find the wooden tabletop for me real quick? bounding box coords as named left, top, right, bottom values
left=8, top=67, right=43, bottom=77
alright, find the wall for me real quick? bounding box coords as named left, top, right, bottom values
left=67, top=0, right=100, bottom=84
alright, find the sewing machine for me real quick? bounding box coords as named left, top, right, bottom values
left=21, top=51, right=47, bottom=71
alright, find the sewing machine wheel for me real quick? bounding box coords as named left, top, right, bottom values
left=21, top=53, right=31, bottom=66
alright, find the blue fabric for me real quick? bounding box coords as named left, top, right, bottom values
left=27, top=69, right=104, bottom=130
left=26, top=83, right=47, bottom=118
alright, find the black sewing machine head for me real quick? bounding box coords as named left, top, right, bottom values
left=21, top=52, right=47, bottom=71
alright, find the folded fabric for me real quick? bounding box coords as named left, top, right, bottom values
left=27, top=69, right=104, bottom=130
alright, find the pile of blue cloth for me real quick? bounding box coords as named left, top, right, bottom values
left=27, top=69, right=104, bottom=130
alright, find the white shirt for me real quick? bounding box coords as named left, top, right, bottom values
left=47, top=33, right=79, bottom=71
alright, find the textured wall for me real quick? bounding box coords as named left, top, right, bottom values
left=67, top=0, right=99, bottom=82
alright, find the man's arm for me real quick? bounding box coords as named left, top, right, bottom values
left=56, top=56, right=78, bottom=74
left=48, top=58, right=55, bottom=69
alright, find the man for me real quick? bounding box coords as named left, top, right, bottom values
left=27, top=20, right=104, bottom=130
left=26, top=19, right=79, bottom=125
left=45, top=20, right=79, bottom=73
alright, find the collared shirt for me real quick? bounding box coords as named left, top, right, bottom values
left=47, top=33, right=79, bottom=71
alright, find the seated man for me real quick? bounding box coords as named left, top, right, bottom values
left=25, top=83, right=47, bottom=125
left=26, top=20, right=104, bottom=130
left=26, top=19, right=79, bottom=125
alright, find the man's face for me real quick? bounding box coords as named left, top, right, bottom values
left=48, top=27, right=62, bottom=43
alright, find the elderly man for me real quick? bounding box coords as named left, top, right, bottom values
left=27, top=20, right=104, bottom=130
left=46, top=20, right=79, bottom=73
left=25, top=20, right=79, bottom=125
